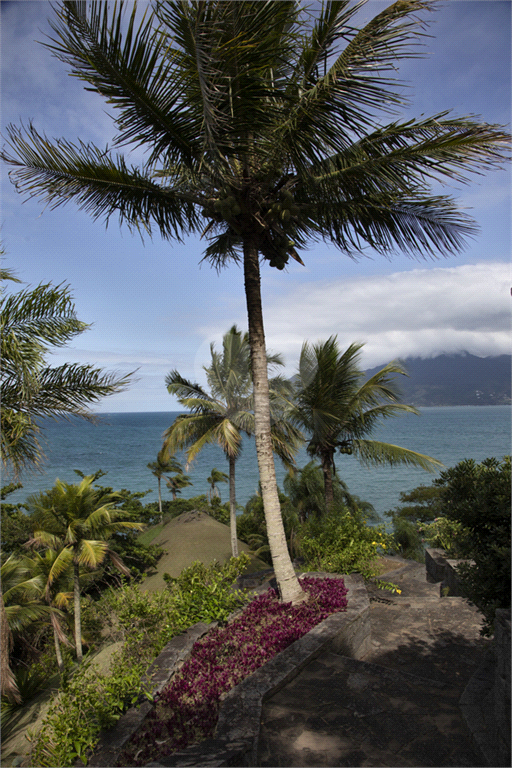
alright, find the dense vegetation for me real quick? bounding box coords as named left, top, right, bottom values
left=2, top=450, right=510, bottom=765
left=386, top=456, right=511, bottom=634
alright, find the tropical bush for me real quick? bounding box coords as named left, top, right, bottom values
left=297, top=507, right=393, bottom=579
left=419, top=516, right=472, bottom=558
left=118, top=576, right=348, bottom=766
left=389, top=516, right=425, bottom=563
left=384, top=483, right=446, bottom=561
left=436, top=456, right=511, bottom=635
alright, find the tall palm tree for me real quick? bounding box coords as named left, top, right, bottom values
left=26, top=475, right=144, bottom=662
left=164, top=325, right=301, bottom=557
left=290, top=338, right=443, bottom=509
left=147, top=450, right=183, bottom=521
left=207, top=469, right=229, bottom=502
left=2, top=1, right=509, bottom=601
left=165, top=472, right=193, bottom=501
left=1, top=270, right=132, bottom=479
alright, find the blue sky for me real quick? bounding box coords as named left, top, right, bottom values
left=1, top=0, right=510, bottom=412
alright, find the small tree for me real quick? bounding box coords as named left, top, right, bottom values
left=165, top=325, right=300, bottom=557
left=436, top=456, right=511, bottom=635
left=27, top=476, right=144, bottom=662
left=147, top=451, right=183, bottom=521
left=289, top=338, right=442, bottom=509
left=165, top=473, right=193, bottom=502
left=207, top=469, right=229, bottom=502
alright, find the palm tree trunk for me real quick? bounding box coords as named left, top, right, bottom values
left=243, top=240, right=304, bottom=605
left=322, top=453, right=335, bottom=511
left=53, top=625, right=64, bottom=674
left=228, top=455, right=239, bottom=557
left=73, top=555, right=83, bottom=663
left=157, top=476, right=163, bottom=522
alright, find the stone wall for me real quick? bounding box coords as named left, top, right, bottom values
left=424, top=547, right=473, bottom=597
left=458, top=607, right=510, bottom=767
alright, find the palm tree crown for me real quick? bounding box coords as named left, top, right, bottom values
left=290, top=338, right=443, bottom=508
left=2, top=1, right=509, bottom=602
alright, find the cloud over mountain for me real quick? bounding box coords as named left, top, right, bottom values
left=259, top=261, right=510, bottom=372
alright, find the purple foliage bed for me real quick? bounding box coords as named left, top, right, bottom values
left=118, top=576, right=348, bottom=766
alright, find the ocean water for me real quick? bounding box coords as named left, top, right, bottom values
left=6, top=406, right=511, bottom=522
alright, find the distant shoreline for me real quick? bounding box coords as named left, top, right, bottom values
left=89, top=403, right=511, bottom=416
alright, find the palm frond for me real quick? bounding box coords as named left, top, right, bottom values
left=45, top=1, right=200, bottom=167
left=2, top=123, right=199, bottom=240
left=166, top=371, right=216, bottom=403
left=77, top=539, right=108, bottom=568
left=4, top=603, right=52, bottom=633
left=352, top=439, right=443, bottom=471
left=277, top=0, right=437, bottom=167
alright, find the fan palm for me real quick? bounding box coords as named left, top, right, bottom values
left=2, top=1, right=509, bottom=601
left=147, top=450, right=183, bottom=521
left=290, top=338, right=443, bottom=509
left=207, top=469, right=229, bottom=502
left=164, top=325, right=301, bottom=557
left=26, top=475, right=144, bottom=662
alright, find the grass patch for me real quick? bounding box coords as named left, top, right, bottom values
left=137, top=522, right=166, bottom=546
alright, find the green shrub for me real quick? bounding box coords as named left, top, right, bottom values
left=419, top=516, right=472, bottom=558
left=29, top=656, right=149, bottom=767
left=437, top=456, right=511, bottom=635
left=389, top=517, right=425, bottom=562
left=297, top=507, right=393, bottom=579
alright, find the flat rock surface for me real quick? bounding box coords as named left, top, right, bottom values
left=258, top=562, right=489, bottom=767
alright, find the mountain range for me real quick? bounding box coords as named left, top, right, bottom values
left=364, top=352, right=511, bottom=407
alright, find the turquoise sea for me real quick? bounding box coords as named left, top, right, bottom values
left=6, top=406, right=511, bottom=522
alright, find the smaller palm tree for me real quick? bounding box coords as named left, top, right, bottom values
left=283, top=461, right=379, bottom=523
left=26, top=475, right=144, bottom=662
left=207, top=468, right=228, bottom=502
left=147, top=450, right=183, bottom=521
left=290, top=338, right=443, bottom=509
left=23, top=548, right=78, bottom=674
left=166, top=473, right=193, bottom=502
left=164, top=325, right=302, bottom=557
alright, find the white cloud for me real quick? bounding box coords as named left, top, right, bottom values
left=258, top=261, right=511, bottom=372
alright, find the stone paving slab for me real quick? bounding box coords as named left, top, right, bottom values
left=258, top=653, right=484, bottom=767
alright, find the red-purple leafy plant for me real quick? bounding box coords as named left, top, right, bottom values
left=118, top=576, right=347, bottom=766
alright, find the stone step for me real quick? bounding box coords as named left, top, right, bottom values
left=258, top=652, right=485, bottom=767
left=363, top=593, right=489, bottom=689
